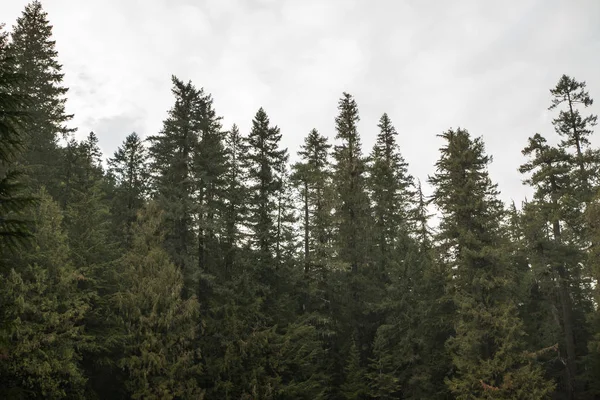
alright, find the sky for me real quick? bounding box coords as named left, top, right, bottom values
left=1, top=0, right=599, bottom=209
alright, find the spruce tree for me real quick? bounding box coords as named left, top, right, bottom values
left=549, top=75, right=598, bottom=200
left=110, top=202, right=202, bottom=399
left=0, top=29, right=35, bottom=256
left=331, top=93, right=374, bottom=395
left=368, top=113, right=414, bottom=274
left=8, top=1, right=74, bottom=196
left=0, top=189, right=88, bottom=399
left=332, top=93, right=371, bottom=275
left=221, top=124, right=247, bottom=276
left=430, top=128, right=553, bottom=399
left=107, top=132, right=149, bottom=247
left=291, top=129, right=334, bottom=295
left=193, top=88, right=227, bottom=279
left=519, top=133, right=591, bottom=398
left=244, top=107, right=288, bottom=263
left=148, top=76, right=201, bottom=293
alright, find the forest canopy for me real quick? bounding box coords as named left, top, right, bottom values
left=1, top=2, right=599, bottom=399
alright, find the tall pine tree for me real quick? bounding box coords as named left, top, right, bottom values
left=430, top=128, right=553, bottom=399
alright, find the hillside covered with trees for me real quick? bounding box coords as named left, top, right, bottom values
left=1, top=2, right=599, bottom=399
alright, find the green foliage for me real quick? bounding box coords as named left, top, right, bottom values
left=110, top=202, right=203, bottom=399
left=1, top=9, right=599, bottom=397
left=430, top=128, right=554, bottom=399
left=8, top=1, right=74, bottom=197
left=108, top=132, right=149, bottom=247
left=0, top=189, right=88, bottom=399
left=341, top=337, right=368, bottom=400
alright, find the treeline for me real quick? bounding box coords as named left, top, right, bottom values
left=1, top=2, right=599, bottom=399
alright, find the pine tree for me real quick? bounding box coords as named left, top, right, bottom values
left=244, top=107, right=289, bottom=264
left=519, top=132, right=591, bottom=398
left=107, top=132, right=149, bottom=247
left=332, top=93, right=371, bottom=275
left=368, top=113, right=414, bottom=274
left=549, top=75, right=598, bottom=200
left=193, top=87, right=227, bottom=279
left=242, top=107, right=289, bottom=309
left=221, top=124, right=247, bottom=276
left=0, top=189, right=88, bottom=399
left=64, top=132, right=113, bottom=270
left=291, top=129, right=334, bottom=298
left=340, top=336, right=368, bottom=400
left=430, top=128, right=554, bottom=399
left=8, top=1, right=75, bottom=196
left=109, top=202, right=202, bottom=399
left=0, top=28, right=35, bottom=256
left=148, top=76, right=201, bottom=293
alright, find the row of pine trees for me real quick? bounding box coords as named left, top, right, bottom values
left=1, top=2, right=599, bottom=399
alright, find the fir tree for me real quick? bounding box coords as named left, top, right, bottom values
left=193, top=87, right=227, bottom=279
left=0, top=30, right=35, bottom=256
left=0, top=189, right=88, bottom=399
left=8, top=1, right=74, bottom=196
left=243, top=107, right=289, bottom=265
left=107, top=132, right=149, bottom=247
left=148, top=76, right=201, bottom=293
left=332, top=93, right=371, bottom=275
left=519, top=132, right=591, bottom=398
left=221, top=124, right=247, bottom=276
left=430, top=128, right=554, bottom=399
left=368, top=113, right=414, bottom=274
left=110, top=202, right=202, bottom=399
left=549, top=75, right=598, bottom=199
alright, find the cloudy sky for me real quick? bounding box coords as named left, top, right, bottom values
left=1, top=0, right=599, bottom=207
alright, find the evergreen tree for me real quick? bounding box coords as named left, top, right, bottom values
left=340, top=336, right=368, bottom=400
left=430, top=128, right=553, bottom=399
left=0, top=189, right=88, bottom=399
left=244, top=107, right=289, bottom=265
left=368, top=113, right=414, bottom=274
left=549, top=75, right=598, bottom=200
left=64, top=132, right=113, bottom=270
left=332, top=93, right=371, bottom=275
left=221, top=124, right=247, bottom=276
left=107, top=132, right=149, bottom=247
left=109, top=202, right=202, bottom=399
left=519, top=133, right=591, bottom=398
left=0, top=29, right=35, bottom=256
left=8, top=1, right=74, bottom=196
left=148, top=76, right=201, bottom=293
left=291, top=128, right=334, bottom=304
left=193, top=87, right=227, bottom=279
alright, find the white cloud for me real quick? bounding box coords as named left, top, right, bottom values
left=1, top=0, right=599, bottom=207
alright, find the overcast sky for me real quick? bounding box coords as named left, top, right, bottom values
left=1, top=0, right=599, bottom=207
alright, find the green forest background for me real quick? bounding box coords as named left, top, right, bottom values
left=1, top=2, right=599, bottom=399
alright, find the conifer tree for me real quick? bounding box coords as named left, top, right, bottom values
left=107, top=132, right=149, bottom=247
left=244, top=108, right=288, bottom=262
left=332, top=93, right=371, bottom=275
left=340, top=336, right=368, bottom=400
left=430, top=128, right=553, bottom=399
left=519, top=133, right=591, bottom=398
left=221, top=124, right=246, bottom=276
left=8, top=1, right=74, bottom=196
left=291, top=129, right=334, bottom=293
left=368, top=113, right=414, bottom=274
left=0, top=29, right=35, bottom=256
left=0, top=189, right=88, bottom=399
left=64, top=132, right=112, bottom=269
left=193, top=88, right=227, bottom=278
left=549, top=75, right=598, bottom=200
left=109, top=202, right=202, bottom=399
left=148, top=76, right=201, bottom=293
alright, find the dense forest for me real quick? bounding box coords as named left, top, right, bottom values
left=1, top=2, right=599, bottom=399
